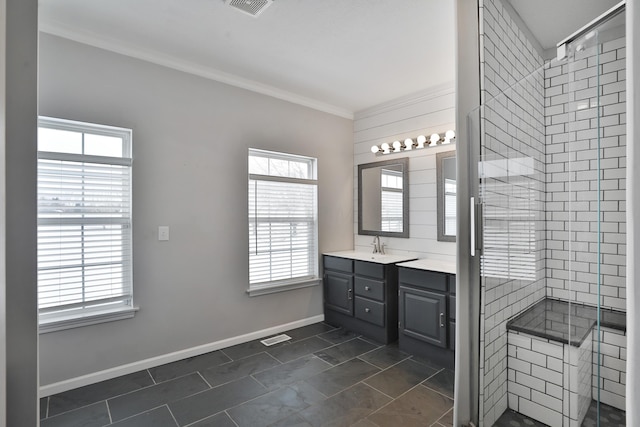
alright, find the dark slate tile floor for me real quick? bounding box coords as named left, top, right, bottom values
left=40, top=322, right=455, bottom=427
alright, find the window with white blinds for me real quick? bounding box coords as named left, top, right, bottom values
left=444, top=178, right=457, bottom=236
left=380, top=169, right=403, bottom=233
left=37, top=117, right=134, bottom=329
left=248, top=149, right=319, bottom=295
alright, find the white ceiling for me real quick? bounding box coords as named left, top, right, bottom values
left=39, top=0, right=623, bottom=118
left=508, top=0, right=621, bottom=50
left=39, top=0, right=456, bottom=117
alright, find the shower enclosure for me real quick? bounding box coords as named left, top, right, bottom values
left=469, top=1, right=627, bottom=426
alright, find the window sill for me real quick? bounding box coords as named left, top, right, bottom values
left=39, top=306, right=139, bottom=334
left=247, top=277, right=321, bottom=297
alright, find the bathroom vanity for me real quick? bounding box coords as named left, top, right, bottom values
left=396, top=259, right=457, bottom=368
left=322, top=251, right=416, bottom=344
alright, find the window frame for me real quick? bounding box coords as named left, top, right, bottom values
left=247, top=148, right=320, bottom=297
left=37, top=116, right=137, bottom=333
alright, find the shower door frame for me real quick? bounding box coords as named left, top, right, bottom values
left=453, top=1, right=628, bottom=426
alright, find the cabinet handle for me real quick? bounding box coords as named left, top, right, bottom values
left=364, top=286, right=370, bottom=291
left=347, top=289, right=352, bottom=300
left=440, top=312, right=445, bottom=327
left=365, top=308, right=371, bottom=313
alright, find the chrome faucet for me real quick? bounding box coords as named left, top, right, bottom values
left=372, top=235, right=385, bottom=255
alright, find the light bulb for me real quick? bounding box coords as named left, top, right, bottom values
left=392, top=140, right=402, bottom=152
left=404, top=138, right=413, bottom=150
left=381, top=142, right=390, bottom=154
left=443, top=129, right=455, bottom=144
left=416, top=135, right=427, bottom=149
left=371, top=145, right=380, bottom=154
left=430, top=133, right=440, bottom=145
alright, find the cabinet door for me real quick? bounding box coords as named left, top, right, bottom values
left=399, top=287, right=447, bottom=348
left=324, top=271, right=353, bottom=316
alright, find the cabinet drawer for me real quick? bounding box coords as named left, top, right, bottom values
left=399, top=268, right=447, bottom=292
left=354, top=277, right=385, bottom=302
left=449, top=275, right=456, bottom=294
left=324, top=256, right=353, bottom=273
left=355, top=261, right=384, bottom=279
left=449, top=295, right=456, bottom=320
left=354, top=297, right=385, bottom=327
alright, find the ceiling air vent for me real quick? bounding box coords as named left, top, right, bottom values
left=226, top=0, right=273, bottom=18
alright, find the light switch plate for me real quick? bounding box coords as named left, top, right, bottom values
left=158, top=226, right=170, bottom=241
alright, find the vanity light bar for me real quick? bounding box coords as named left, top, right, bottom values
left=371, top=130, right=455, bottom=155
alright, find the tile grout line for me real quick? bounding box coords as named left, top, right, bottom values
left=433, top=406, right=454, bottom=426
left=420, top=381, right=454, bottom=401
left=360, top=382, right=396, bottom=401
left=219, top=348, right=232, bottom=362
left=105, top=400, right=113, bottom=424
left=225, top=409, right=241, bottom=427
left=109, top=404, right=169, bottom=425
left=196, top=371, right=214, bottom=389
left=165, top=404, right=180, bottom=427
left=147, top=368, right=157, bottom=385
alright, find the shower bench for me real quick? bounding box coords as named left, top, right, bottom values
left=506, top=298, right=626, bottom=427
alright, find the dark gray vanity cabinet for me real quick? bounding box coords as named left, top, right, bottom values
left=323, top=255, right=399, bottom=344
left=398, top=267, right=456, bottom=368
left=399, top=287, right=447, bottom=347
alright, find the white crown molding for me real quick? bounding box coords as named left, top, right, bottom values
left=39, top=22, right=354, bottom=120
left=354, top=81, right=455, bottom=121
left=39, top=313, right=325, bottom=397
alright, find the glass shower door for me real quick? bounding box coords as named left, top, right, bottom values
left=471, top=3, right=626, bottom=426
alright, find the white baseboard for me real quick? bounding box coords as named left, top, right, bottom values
left=40, top=314, right=325, bottom=397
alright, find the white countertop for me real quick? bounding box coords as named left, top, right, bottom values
left=323, top=251, right=417, bottom=265
left=396, top=259, right=457, bottom=274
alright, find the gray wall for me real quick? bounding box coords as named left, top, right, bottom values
left=2, top=0, right=39, bottom=424
left=38, top=33, right=354, bottom=387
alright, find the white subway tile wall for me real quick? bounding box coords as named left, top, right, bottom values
left=544, top=36, right=627, bottom=311
left=592, top=327, right=627, bottom=410
left=508, top=331, right=594, bottom=426
left=480, top=0, right=626, bottom=425
left=479, top=0, right=547, bottom=424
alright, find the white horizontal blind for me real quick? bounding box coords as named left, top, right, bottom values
left=480, top=179, right=536, bottom=281
left=381, top=169, right=403, bottom=232
left=444, top=178, right=457, bottom=236
left=248, top=149, right=318, bottom=290
left=37, top=117, right=133, bottom=320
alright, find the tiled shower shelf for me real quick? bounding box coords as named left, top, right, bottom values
left=507, top=298, right=626, bottom=347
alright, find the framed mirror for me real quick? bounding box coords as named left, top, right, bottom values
left=436, top=151, right=456, bottom=242
left=358, top=157, right=409, bottom=238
